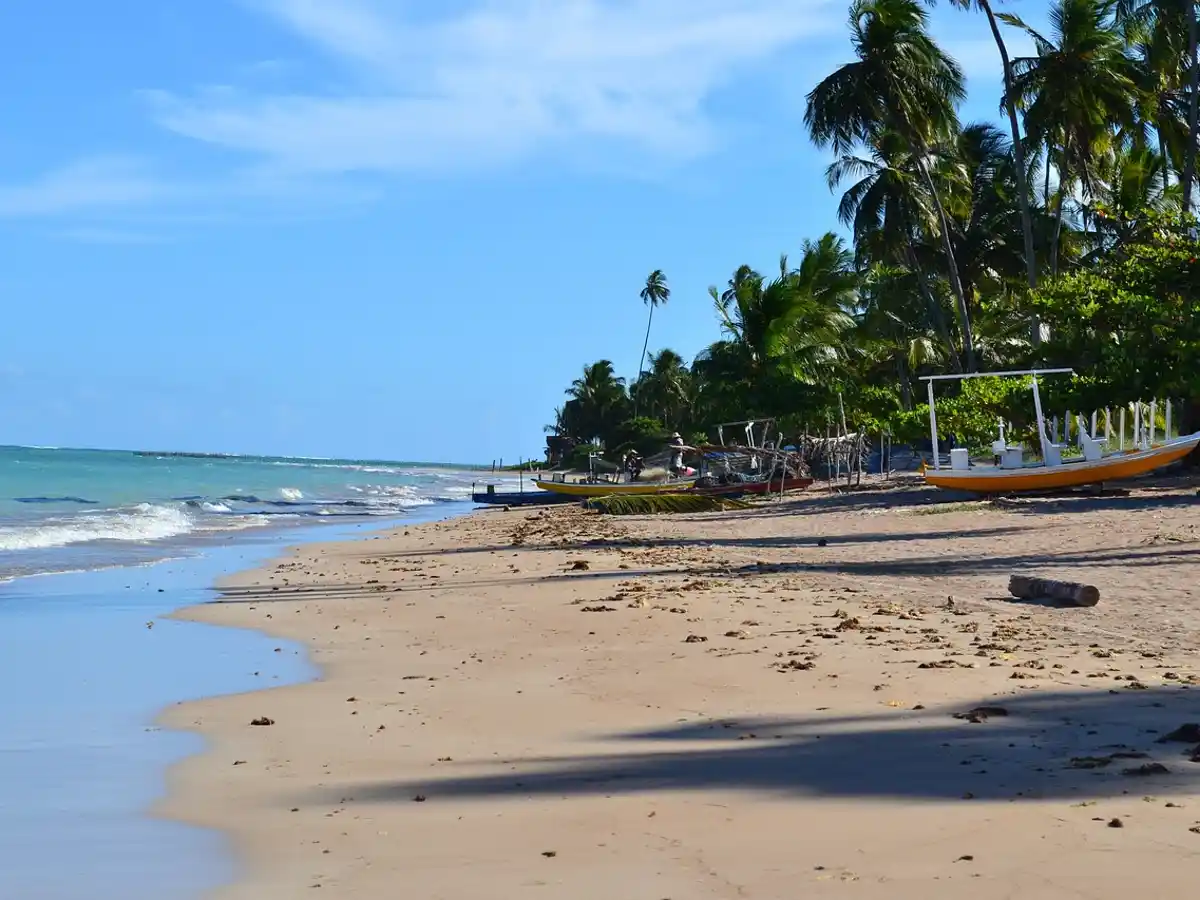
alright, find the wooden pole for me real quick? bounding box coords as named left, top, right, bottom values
left=1009, top=574, right=1099, bottom=607
left=927, top=379, right=940, bottom=470
left=1166, top=400, right=1173, bottom=441
left=1090, top=410, right=1097, bottom=439
left=1119, top=407, right=1126, bottom=451
left=1150, top=400, right=1158, bottom=445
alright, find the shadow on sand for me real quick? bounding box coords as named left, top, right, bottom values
left=310, top=687, right=1200, bottom=807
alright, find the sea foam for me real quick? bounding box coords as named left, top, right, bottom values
left=0, top=504, right=196, bottom=552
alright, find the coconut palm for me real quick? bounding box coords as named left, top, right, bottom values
left=564, top=360, right=630, bottom=444
left=805, top=0, right=977, bottom=369
left=634, top=271, right=670, bottom=414
left=636, top=349, right=692, bottom=430
left=945, top=0, right=1041, bottom=297
left=826, top=130, right=963, bottom=366
left=1005, top=0, right=1140, bottom=273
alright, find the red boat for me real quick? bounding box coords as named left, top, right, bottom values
left=690, top=475, right=813, bottom=497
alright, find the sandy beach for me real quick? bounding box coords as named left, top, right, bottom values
left=160, top=479, right=1200, bottom=898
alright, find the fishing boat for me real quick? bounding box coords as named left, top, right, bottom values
left=471, top=484, right=572, bottom=506
left=532, top=476, right=696, bottom=498
left=921, top=368, right=1200, bottom=493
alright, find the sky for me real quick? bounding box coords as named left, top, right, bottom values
left=0, top=0, right=1041, bottom=462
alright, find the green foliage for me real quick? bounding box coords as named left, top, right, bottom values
left=585, top=494, right=752, bottom=515
left=606, top=417, right=670, bottom=460
left=1030, top=215, right=1200, bottom=404
left=562, top=444, right=599, bottom=472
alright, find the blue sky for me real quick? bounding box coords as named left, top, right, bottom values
left=0, top=0, right=1039, bottom=462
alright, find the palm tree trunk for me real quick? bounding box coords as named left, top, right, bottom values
left=634, top=305, right=655, bottom=416
left=1160, top=129, right=1171, bottom=190
left=1183, top=6, right=1199, bottom=219
left=904, top=243, right=962, bottom=373
left=912, top=145, right=977, bottom=371
left=984, top=1, right=1037, bottom=294
left=1051, top=160, right=1067, bottom=277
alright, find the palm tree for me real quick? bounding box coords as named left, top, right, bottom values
left=637, top=349, right=692, bottom=429
left=635, top=271, right=670, bottom=414
left=565, top=360, right=629, bottom=444
left=805, top=0, right=977, bottom=369
left=1183, top=8, right=1199, bottom=216
left=826, top=129, right=963, bottom=367
left=946, top=0, right=1041, bottom=299
left=1005, top=0, right=1139, bottom=274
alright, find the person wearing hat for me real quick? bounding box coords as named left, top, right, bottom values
left=668, top=432, right=686, bottom=477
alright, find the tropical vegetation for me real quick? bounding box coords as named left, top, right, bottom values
left=546, top=0, right=1199, bottom=460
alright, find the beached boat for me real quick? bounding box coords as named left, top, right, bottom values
left=532, top=477, right=696, bottom=498
left=921, top=368, right=1200, bottom=493
left=471, top=485, right=572, bottom=506
left=692, top=474, right=814, bottom=496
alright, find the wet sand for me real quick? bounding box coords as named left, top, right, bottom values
left=162, top=478, right=1200, bottom=898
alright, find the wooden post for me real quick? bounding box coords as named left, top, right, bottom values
left=1090, top=410, right=1097, bottom=439
left=1149, top=400, right=1158, bottom=445
left=1166, top=400, right=1173, bottom=441
left=1119, top=406, right=1126, bottom=451
left=1105, top=408, right=1112, bottom=446
left=1009, top=574, right=1100, bottom=607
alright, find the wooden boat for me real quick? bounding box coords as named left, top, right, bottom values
left=923, top=435, right=1200, bottom=492
left=532, top=477, right=696, bottom=498
left=921, top=368, right=1200, bottom=493
left=471, top=485, right=572, bottom=506
left=692, top=474, right=814, bottom=496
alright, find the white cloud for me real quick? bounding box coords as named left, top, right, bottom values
left=150, top=0, right=843, bottom=174
left=0, top=158, right=177, bottom=218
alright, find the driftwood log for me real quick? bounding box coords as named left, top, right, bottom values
left=1009, top=574, right=1100, bottom=607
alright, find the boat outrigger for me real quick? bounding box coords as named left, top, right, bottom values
left=921, top=369, right=1200, bottom=493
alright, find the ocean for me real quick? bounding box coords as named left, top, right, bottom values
left=0, top=445, right=490, bottom=581
left=0, top=446, right=498, bottom=899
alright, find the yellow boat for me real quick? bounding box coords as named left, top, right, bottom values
left=532, top=477, right=695, bottom=498
left=921, top=368, right=1200, bottom=493
left=923, top=434, right=1200, bottom=492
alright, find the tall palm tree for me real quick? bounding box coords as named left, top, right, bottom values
left=805, top=0, right=977, bottom=369
left=565, top=360, right=629, bottom=444
left=946, top=0, right=1041, bottom=298
left=635, top=271, right=670, bottom=414
left=1005, top=0, right=1139, bottom=274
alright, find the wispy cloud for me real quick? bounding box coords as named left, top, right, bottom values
left=149, top=0, right=843, bottom=174
left=0, top=157, right=177, bottom=218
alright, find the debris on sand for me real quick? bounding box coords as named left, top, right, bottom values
left=1157, top=724, right=1200, bottom=744
left=250, top=717, right=275, bottom=726
left=569, top=560, right=591, bottom=571
left=684, top=634, right=708, bottom=643
left=1122, top=763, right=1170, bottom=777
left=773, top=659, right=816, bottom=672
left=1069, top=756, right=1114, bottom=769
left=953, top=706, right=1009, bottom=724
left=580, top=605, right=616, bottom=613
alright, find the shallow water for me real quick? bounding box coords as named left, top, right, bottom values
left=0, top=507, right=467, bottom=900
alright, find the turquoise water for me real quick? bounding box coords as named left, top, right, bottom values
left=0, top=446, right=498, bottom=579
left=0, top=445, right=488, bottom=898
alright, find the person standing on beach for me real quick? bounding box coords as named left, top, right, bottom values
left=668, top=432, right=686, bottom=477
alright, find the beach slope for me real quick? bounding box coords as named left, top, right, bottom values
left=161, top=483, right=1200, bottom=898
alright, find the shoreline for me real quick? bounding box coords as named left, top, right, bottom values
left=0, top=508, right=465, bottom=900
left=161, top=481, right=1200, bottom=898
